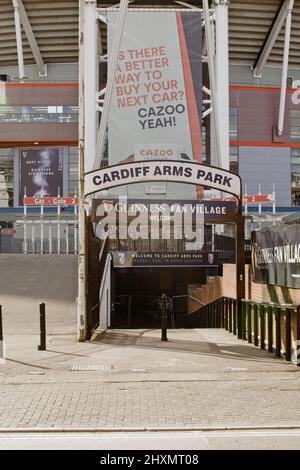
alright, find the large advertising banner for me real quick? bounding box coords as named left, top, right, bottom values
left=252, top=225, right=300, bottom=289
left=19, top=148, right=63, bottom=205
left=107, top=11, right=202, bottom=198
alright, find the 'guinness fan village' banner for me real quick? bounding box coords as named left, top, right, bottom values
left=107, top=10, right=202, bottom=198
left=252, top=225, right=300, bottom=289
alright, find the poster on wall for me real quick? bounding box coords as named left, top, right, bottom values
left=19, top=148, right=63, bottom=205
left=252, top=224, right=300, bottom=289
left=107, top=10, right=202, bottom=198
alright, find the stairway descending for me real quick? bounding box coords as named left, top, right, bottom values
left=188, top=276, right=223, bottom=315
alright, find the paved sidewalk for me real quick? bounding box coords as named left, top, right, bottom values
left=0, top=328, right=300, bottom=430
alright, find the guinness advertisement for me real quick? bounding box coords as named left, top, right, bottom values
left=112, top=251, right=218, bottom=268
left=252, top=224, right=300, bottom=289
left=92, top=199, right=237, bottom=225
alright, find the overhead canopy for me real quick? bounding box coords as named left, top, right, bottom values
left=0, top=1, right=300, bottom=69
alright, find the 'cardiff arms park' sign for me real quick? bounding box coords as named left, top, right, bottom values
left=85, top=161, right=241, bottom=198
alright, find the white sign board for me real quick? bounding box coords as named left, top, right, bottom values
left=85, top=161, right=241, bottom=198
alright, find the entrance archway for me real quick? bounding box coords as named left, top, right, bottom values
left=84, top=160, right=245, bottom=338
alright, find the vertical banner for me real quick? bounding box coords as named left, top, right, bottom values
left=252, top=225, right=300, bottom=289
left=19, top=148, right=63, bottom=205
left=107, top=10, right=202, bottom=197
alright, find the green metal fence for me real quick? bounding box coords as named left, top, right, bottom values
left=187, top=297, right=300, bottom=366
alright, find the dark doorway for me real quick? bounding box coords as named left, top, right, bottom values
left=111, top=266, right=219, bottom=329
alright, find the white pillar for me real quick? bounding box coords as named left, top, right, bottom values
left=214, top=0, right=230, bottom=170
left=49, top=224, right=52, bottom=255
left=84, top=0, right=98, bottom=172
left=40, top=203, right=44, bottom=254
left=78, top=0, right=88, bottom=341
left=278, top=0, right=294, bottom=136
left=272, top=183, right=276, bottom=214
left=57, top=189, right=61, bottom=254
left=203, top=0, right=222, bottom=168
left=258, top=183, right=262, bottom=214
left=23, top=187, right=27, bottom=254
left=66, top=224, right=69, bottom=255
left=208, top=18, right=218, bottom=168
left=31, top=224, right=35, bottom=254
left=74, top=188, right=78, bottom=255
left=12, top=0, right=25, bottom=81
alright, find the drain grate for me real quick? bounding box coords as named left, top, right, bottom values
left=70, top=364, right=113, bottom=372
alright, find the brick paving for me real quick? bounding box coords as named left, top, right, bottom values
left=0, top=328, right=300, bottom=430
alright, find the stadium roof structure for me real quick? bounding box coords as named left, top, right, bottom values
left=0, top=1, right=299, bottom=70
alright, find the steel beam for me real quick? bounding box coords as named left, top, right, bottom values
left=175, top=1, right=201, bottom=9
left=236, top=201, right=245, bottom=340
left=12, top=0, right=25, bottom=81
left=214, top=0, right=230, bottom=170
left=17, top=0, right=46, bottom=76
left=78, top=1, right=88, bottom=341
left=253, top=0, right=291, bottom=78
left=203, top=0, right=222, bottom=168
left=278, top=0, right=294, bottom=136
left=84, top=0, right=99, bottom=173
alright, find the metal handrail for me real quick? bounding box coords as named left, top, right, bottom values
left=242, top=298, right=299, bottom=310
left=189, top=295, right=206, bottom=306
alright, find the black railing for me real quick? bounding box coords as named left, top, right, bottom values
left=187, top=297, right=223, bottom=328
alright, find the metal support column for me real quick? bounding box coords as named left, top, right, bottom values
left=214, top=0, right=230, bottom=170
left=203, top=0, right=222, bottom=168
left=17, top=0, right=46, bottom=76
left=278, top=0, right=294, bottom=136
left=0, top=305, right=3, bottom=360
left=12, top=0, right=25, bottom=81
left=84, top=0, right=98, bottom=173
left=253, top=0, right=291, bottom=78
left=78, top=1, right=88, bottom=341
left=236, top=200, right=245, bottom=340
left=161, top=294, right=168, bottom=342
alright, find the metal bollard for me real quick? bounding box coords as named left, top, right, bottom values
left=161, top=294, right=168, bottom=342
left=0, top=305, right=3, bottom=343
left=275, top=306, right=281, bottom=357
left=260, top=304, right=266, bottom=350
left=38, top=302, right=46, bottom=351
left=247, top=302, right=252, bottom=343
left=0, top=305, right=3, bottom=359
